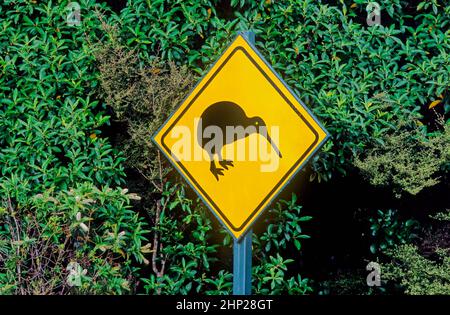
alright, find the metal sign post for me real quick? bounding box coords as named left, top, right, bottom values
left=232, top=31, right=255, bottom=296
left=233, top=228, right=252, bottom=295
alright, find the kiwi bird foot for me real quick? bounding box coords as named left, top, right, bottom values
left=210, top=162, right=224, bottom=181
left=219, top=160, right=234, bottom=170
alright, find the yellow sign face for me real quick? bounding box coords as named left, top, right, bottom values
left=153, top=34, right=328, bottom=239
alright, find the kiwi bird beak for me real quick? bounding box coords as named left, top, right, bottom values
left=264, top=133, right=282, bottom=158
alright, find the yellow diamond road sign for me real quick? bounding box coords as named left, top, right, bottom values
left=153, top=34, right=329, bottom=239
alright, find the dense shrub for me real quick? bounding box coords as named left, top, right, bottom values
left=356, top=121, right=449, bottom=197
left=384, top=245, right=450, bottom=295
left=0, top=0, right=147, bottom=294
left=381, top=210, right=450, bottom=295
left=141, top=183, right=225, bottom=295
left=94, top=31, right=194, bottom=191
left=368, top=209, right=418, bottom=254
left=252, top=194, right=314, bottom=294
left=0, top=182, right=148, bottom=294
left=0, top=1, right=125, bottom=191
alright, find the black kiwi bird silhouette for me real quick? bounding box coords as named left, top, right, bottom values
left=197, top=101, right=282, bottom=181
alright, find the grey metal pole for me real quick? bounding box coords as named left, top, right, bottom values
left=232, top=30, right=255, bottom=296
left=233, top=229, right=252, bottom=295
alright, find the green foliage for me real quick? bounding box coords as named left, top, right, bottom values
left=0, top=0, right=125, bottom=190
left=0, top=182, right=148, bottom=294
left=141, top=183, right=222, bottom=295
left=382, top=210, right=450, bottom=295
left=258, top=194, right=313, bottom=252
left=119, top=0, right=219, bottom=65
left=384, top=244, right=450, bottom=295
left=0, top=1, right=147, bottom=294
left=356, top=123, right=450, bottom=197
left=95, top=36, right=194, bottom=188
left=383, top=209, right=450, bottom=295
left=252, top=194, right=313, bottom=294
left=369, top=209, right=418, bottom=254
left=432, top=209, right=450, bottom=221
